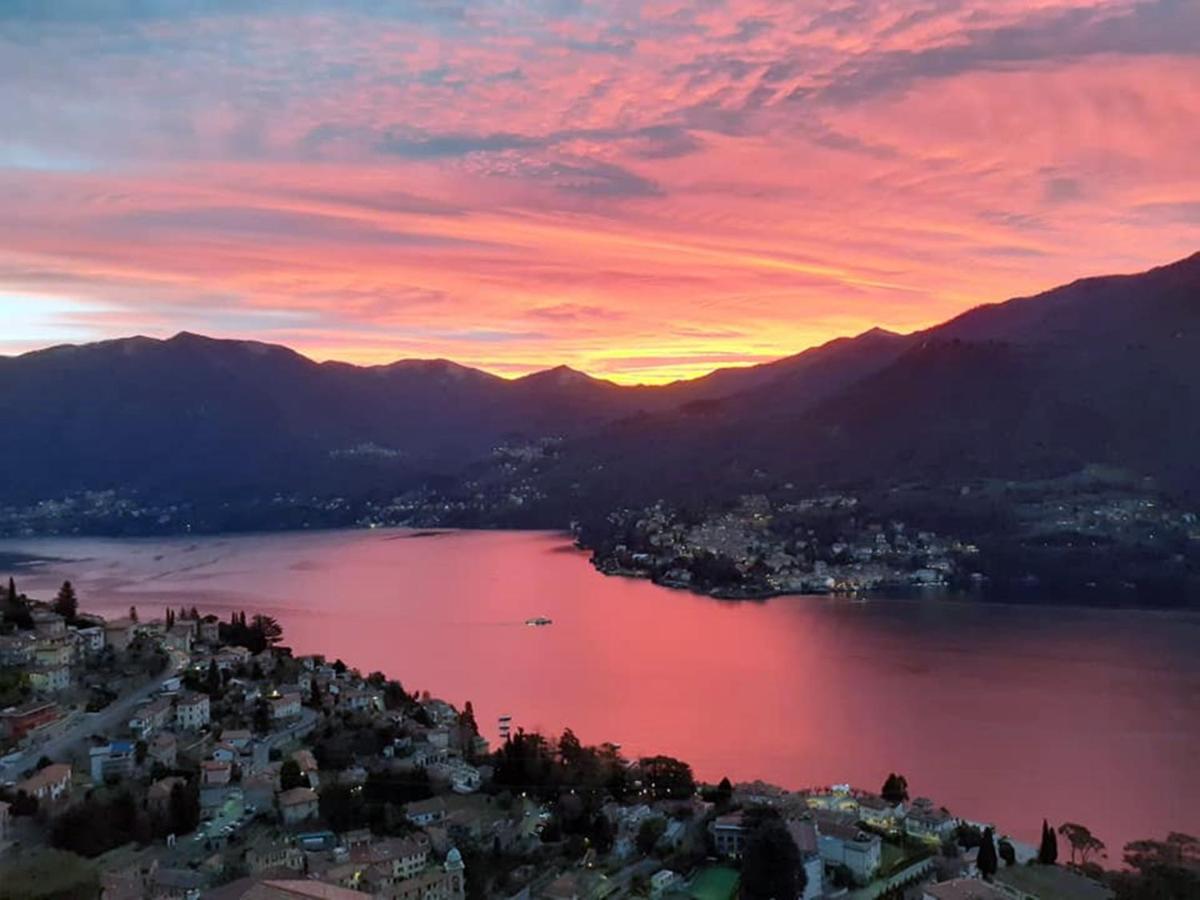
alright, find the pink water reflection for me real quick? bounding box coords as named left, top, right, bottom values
left=4, top=528, right=1197, bottom=854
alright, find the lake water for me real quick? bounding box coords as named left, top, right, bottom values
left=3, top=528, right=1197, bottom=855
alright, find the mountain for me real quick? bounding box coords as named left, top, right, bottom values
left=0, top=252, right=1197, bottom=538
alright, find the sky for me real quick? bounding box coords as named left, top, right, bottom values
left=1, top=1, right=1198, bottom=383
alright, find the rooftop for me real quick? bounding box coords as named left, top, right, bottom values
left=924, top=878, right=1009, bottom=900
left=996, top=865, right=1115, bottom=900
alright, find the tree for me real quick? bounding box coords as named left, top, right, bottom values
left=998, top=839, right=1016, bottom=866
left=716, top=776, right=733, bottom=809
left=128, top=605, right=138, bottom=623
left=206, top=659, right=221, bottom=696
left=3, top=578, right=32, bottom=629
left=280, top=758, right=309, bottom=791
left=165, top=608, right=175, bottom=629
left=742, top=818, right=805, bottom=900
left=1116, top=833, right=1200, bottom=900
left=977, top=827, right=999, bottom=879
left=1058, top=822, right=1106, bottom=866
left=881, top=773, right=910, bottom=804
left=558, top=728, right=582, bottom=766
left=639, top=755, right=695, bottom=800
left=253, top=698, right=271, bottom=734
left=636, top=817, right=667, bottom=855
left=168, top=780, right=200, bottom=835
left=1038, top=820, right=1059, bottom=864
left=52, top=581, right=78, bottom=622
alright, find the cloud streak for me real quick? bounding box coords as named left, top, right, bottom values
left=1, top=0, right=1197, bottom=381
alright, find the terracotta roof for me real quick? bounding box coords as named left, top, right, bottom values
left=17, top=763, right=71, bottom=795
left=278, top=787, right=319, bottom=807
left=924, top=878, right=1008, bottom=900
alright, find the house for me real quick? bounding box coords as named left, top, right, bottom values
left=277, top=786, right=319, bottom=825
left=206, top=878, right=371, bottom=900
left=28, top=664, right=71, bottom=694
left=650, top=870, right=680, bottom=897
left=176, top=691, right=211, bottom=730
left=711, top=812, right=750, bottom=857
left=0, top=699, right=60, bottom=740
left=270, top=692, right=303, bottom=721
left=292, top=749, right=319, bottom=788
left=34, top=640, right=73, bottom=668
left=198, top=619, right=222, bottom=644
left=924, top=878, right=1009, bottom=900
left=814, top=811, right=882, bottom=884
left=130, top=695, right=174, bottom=737
left=213, top=741, right=239, bottom=763
left=164, top=623, right=194, bottom=653
left=31, top=609, right=66, bottom=638
left=89, top=740, right=138, bottom=782
left=72, top=625, right=106, bottom=655
left=0, top=633, right=35, bottom=667
left=995, top=864, right=1115, bottom=900
left=858, top=794, right=904, bottom=829
left=223, top=729, right=253, bottom=752
left=148, top=731, right=178, bottom=768
left=785, top=819, right=825, bottom=900
left=906, top=798, right=958, bottom=843
left=202, top=759, right=234, bottom=786
left=379, top=849, right=465, bottom=900
left=405, top=796, right=448, bottom=826
left=104, top=618, right=139, bottom=653
left=246, top=842, right=306, bottom=874
left=349, top=833, right=432, bottom=881
left=17, top=762, right=73, bottom=803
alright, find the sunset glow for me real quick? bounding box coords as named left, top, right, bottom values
left=2, top=1, right=1198, bottom=382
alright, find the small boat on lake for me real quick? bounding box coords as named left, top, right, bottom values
left=524, top=617, right=553, bottom=626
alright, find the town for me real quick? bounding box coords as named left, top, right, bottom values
left=0, top=579, right=1192, bottom=900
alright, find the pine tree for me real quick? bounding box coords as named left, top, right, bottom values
left=129, top=605, right=139, bottom=623
left=53, top=581, right=78, bottom=622
left=978, top=827, right=999, bottom=879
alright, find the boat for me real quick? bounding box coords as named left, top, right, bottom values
left=524, top=617, right=553, bottom=626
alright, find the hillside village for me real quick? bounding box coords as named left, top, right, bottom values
left=0, top=580, right=1191, bottom=900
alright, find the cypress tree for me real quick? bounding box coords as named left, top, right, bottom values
left=978, top=827, right=999, bottom=879
left=1038, top=819, right=1059, bottom=864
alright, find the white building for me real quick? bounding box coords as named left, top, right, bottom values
left=175, top=691, right=211, bottom=730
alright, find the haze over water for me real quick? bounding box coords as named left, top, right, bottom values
left=3, top=528, right=1196, bottom=855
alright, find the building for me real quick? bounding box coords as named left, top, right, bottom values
left=995, top=864, right=1115, bottom=900
left=924, top=878, right=1010, bottom=900
left=786, top=819, right=827, bottom=900
left=224, top=729, right=253, bottom=752
left=31, top=609, right=66, bottom=638
left=906, top=798, right=958, bottom=843
left=246, top=842, right=306, bottom=874
left=0, top=700, right=60, bottom=740
left=270, top=692, right=303, bottom=721
left=17, top=762, right=73, bottom=803
left=130, top=695, right=174, bottom=738
left=28, top=664, right=71, bottom=694
left=104, top=618, right=138, bottom=653
left=351, top=833, right=432, bottom=882
left=405, top=796, right=448, bottom=826
left=176, top=691, right=211, bottom=730
left=164, top=623, right=194, bottom=653
left=207, top=879, right=372, bottom=900
left=202, top=759, right=234, bottom=786
left=34, top=640, right=73, bottom=668
left=148, top=731, right=178, bottom=768
left=711, top=812, right=749, bottom=857
left=278, top=787, right=320, bottom=825
left=814, top=811, right=882, bottom=884
left=199, top=619, right=222, bottom=644
left=858, top=794, right=904, bottom=829
left=90, top=740, right=138, bottom=782
left=0, top=633, right=35, bottom=667
left=72, top=625, right=106, bottom=655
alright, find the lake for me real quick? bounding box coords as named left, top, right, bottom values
left=2, top=527, right=1197, bottom=855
